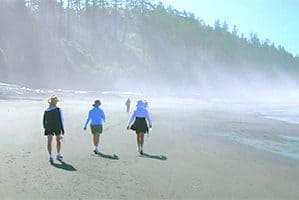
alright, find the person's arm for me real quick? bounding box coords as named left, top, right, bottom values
left=127, top=111, right=136, bottom=129
left=102, top=110, right=106, bottom=123
left=145, top=110, right=152, bottom=128
left=84, top=111, right=91, bottom=130
left=58, top=108, right=65, bottom=134
left=43, top=111, right=46, bottom=129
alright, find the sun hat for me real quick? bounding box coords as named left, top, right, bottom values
left=93, top=99, right=101, bottom=107
left=48, top=95, right=59, bottom=105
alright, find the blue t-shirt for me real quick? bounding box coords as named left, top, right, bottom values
left=84, top=107, right=105, bottom=127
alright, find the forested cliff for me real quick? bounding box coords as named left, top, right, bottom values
left=1, top=0, right=298, bottom=96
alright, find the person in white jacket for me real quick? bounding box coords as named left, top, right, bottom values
left=127, top=100, right=152, bottom=155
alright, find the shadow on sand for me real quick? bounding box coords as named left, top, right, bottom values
left=92, top=152, right=119, bottom=160
left=140, top=152, right=167, bottom=161
left=50, top=159, right=77, bottom=171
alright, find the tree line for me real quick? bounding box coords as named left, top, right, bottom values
left=0, top=0, right=298, bottom=92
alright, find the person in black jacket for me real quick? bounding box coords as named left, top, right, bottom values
left=43, top=96, right=64, bottom=162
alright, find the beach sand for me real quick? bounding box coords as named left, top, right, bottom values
left=0, top=97, right=299, bottom=200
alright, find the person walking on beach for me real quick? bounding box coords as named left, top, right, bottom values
left=43, top=96, right=64, bottom=162
left=144, top=99, right=148, bottom=108
left=84, top=100, right=106, bottom=154
left=125, top=98, right=131, bottom=112
left=127, top=100, right=152, bottom=155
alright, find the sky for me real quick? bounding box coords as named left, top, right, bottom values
left=155, top=0, right=299, bottom=56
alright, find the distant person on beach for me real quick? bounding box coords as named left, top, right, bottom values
left=144, top=99, right=148, bottom=108
left=43, top=96, right=64, bottom=162
left=127, top=100, right=152, bottom=155
left=84, top=100, right=106, bottom=154
left=125, top=98, right=131, bottom=112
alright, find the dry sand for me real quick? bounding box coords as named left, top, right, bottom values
left=0, top=97, right=299, bottom=200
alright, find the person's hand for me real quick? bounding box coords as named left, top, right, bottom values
left=149, top=124, right=152, bottom=129
left=83, top=127, right=87, bottom=131
left=127, top=125, right=130, bottom=130
left=61, top=130, right=65, bottom=135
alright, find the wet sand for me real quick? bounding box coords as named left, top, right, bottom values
left=0, top=98, right=299, bottom=200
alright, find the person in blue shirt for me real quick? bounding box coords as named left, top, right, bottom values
left=43, top=96, right=64, bottom=162
left=127, top=100, right=152, bottom=155
left=84, top=100, right=106, bottom=154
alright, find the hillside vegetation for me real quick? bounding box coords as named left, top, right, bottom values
left=0, top=0, right=298, bottom=96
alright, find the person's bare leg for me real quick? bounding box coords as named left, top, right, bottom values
left=140, top=133, right=145, bottom=154
left=140, top=133, right=144, bottom=149
left=56, top=134, right=61, bottom=154
left=93, top=133, right=100, bottom=153
left=47, top=135, right=53, bottom=155
left=136, top=133, right=141, bottom=152
left=97, top=134, right=100, bottom=147
left=93, top=133, right=100, bottom=146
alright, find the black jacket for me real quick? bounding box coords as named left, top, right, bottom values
left=43, top=107, right=64, bottom=133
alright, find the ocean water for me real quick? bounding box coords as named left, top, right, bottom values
left=260, top=108, right=299, bottom=124
left=200, top=104, right=299, bottom=160
left=202, top=131, right=299, bottom=160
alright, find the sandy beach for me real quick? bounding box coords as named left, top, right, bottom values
left=0, top=97, right=299, bottom=200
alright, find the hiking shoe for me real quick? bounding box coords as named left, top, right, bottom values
left=94, top=149, right=100, bottom=155
left=49, top=157, right=54, bottom=163
left=140, top=150, right=144, bottom=155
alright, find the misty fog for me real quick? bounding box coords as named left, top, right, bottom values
left=0, top=0, right=299, bottom=103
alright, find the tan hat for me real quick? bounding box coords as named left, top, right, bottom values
left=48, top=95, right=59, bottom=105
